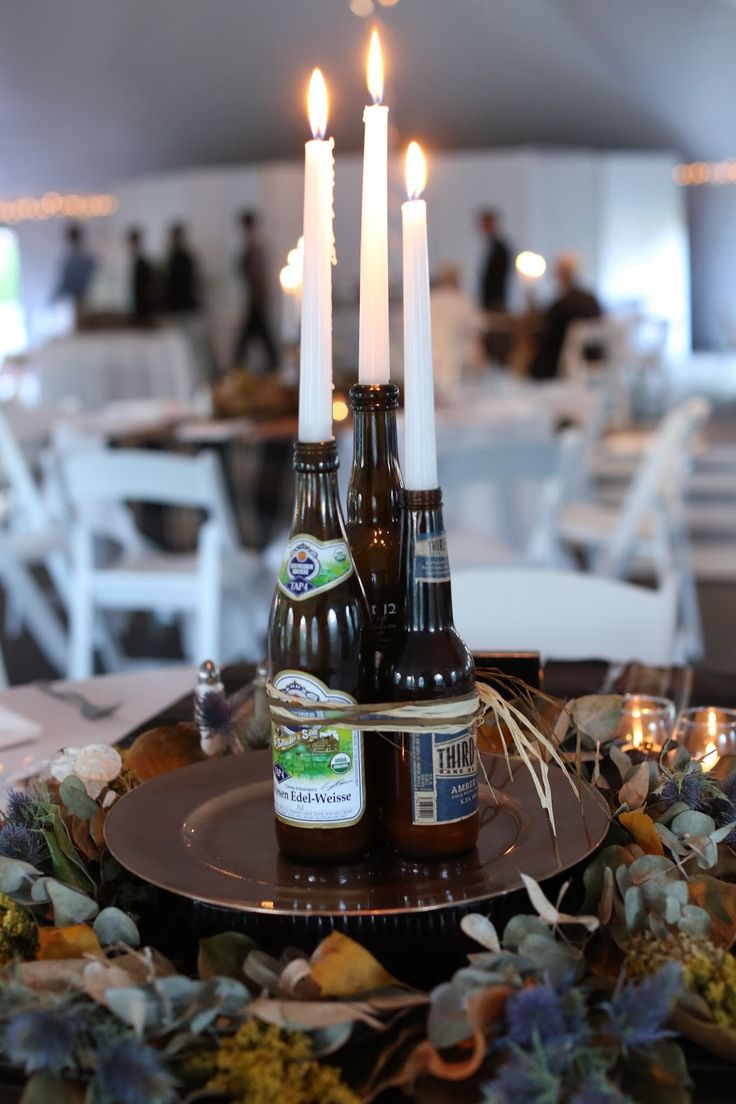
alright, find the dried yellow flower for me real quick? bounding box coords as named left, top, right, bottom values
left=206, top=1019, right=357, bottom=1104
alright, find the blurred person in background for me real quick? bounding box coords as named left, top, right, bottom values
left=126, top=227, right=157, bottom=325
left=531, top=252, right=602, bottom=380
left=478, top=209, right=510, bottom=312
left=431, top=265, right=486, bottom=398
left=163, top=222, right=200, bottom=315
left=52, top=223, right=96, bottom=328
left=233, top=210, right=279, bottom=373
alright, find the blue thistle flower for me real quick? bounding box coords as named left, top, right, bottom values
left=195, top=690, right=237, bottom=739
left=94, top=1038, right=175, bottom=1104
left=719, top=771, right=736, bottom=805
left=505, top=984, right=566, bottom=1048
left=503, top=981, right=590, bottom=1052
left=604, top=963, right=681, bottom=1052
left=3, top=789, right=36, bottom=824
left=569, top=1075, right=633, bottom=1104
left=484, top=1043, right=562, bottom=1104
left=660, top=764, right=709, bottom=811
left=0, top=823, right=47, bottom=868
left=3, top=1010, right=77, bottom=1074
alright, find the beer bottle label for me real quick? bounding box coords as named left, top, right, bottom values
left=414, top=530, right=451, bottom=584
left=277, top=534, right=354, bottom=600
left=271, top=670, right=365, bottom=828
left=409, top=727, right=478, bottom=825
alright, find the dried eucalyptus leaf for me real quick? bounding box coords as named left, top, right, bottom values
left=59, top=776, right=98, bottom=821
left=712, top=822, right=736, bottom=845
left=197, top=932, right=257, bottom=982
left=428, top=981, right=474, bottom=1049
left=628, top=854, right=676, bottom=885
left=678, top=905, right=711, bottom=937
left=46, top=879, right=98, bottom=926
left=619, top=761, right=650, bottom=810
left=311, top=1022, right=354, bottom=1057
left=672, top=811, right=716, bottom=837
left=518, top=933, right=583, bottom=985
left=599, top=866, right=614, bottom=925
left=502, top=913, right=550, bottom=949
left=244, top=949, right=283, bottom=993
left=0, top=855, right=41, bottom=893
left=625, top=885, right=644, bottom=930
left=521, top=873, right=599, bottom=932
left=572, top=695, right=624, bottom=745
left=104, top=986, right=151, bottom=1035
left=460, top=913, right=501, bottom=952
left=93, top=907, right=140, bottom=948
left=609, top=744, right=633, bottom=783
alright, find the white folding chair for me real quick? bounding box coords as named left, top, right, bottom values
left=440, top=430, right=582, bottom=569
left=452, top=566, right=678, bottom=665
left=0, top=406, right=69, bottom=683
left=61, top=448, right=268, bottom=678
left=558, top=397, right=711, bottom=660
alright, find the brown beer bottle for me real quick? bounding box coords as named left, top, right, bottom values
left=345, top=383, right=403, bottom=657
left=380, top=487, right=478, bottom=859
left=268, top=440, right=376, bottom=863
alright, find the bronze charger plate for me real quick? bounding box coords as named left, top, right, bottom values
left=105, top=750, right=609, bottom=917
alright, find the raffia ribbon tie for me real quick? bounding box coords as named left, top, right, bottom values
left=266, top=678, right=572, bottom=831
left=266, top=681, right=487, bottom=735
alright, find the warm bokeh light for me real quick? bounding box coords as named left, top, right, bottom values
left=0, top=192, right=117, bottom=225
left=515, top=250, right=547, bottom=279
left=308, top=68, right=328, bottom=139
left=332, top=397, right=350, bottom=421
left=708, top=708, right=718, bottom=737
left=702, top=741, right=719, bottom=772
left=674, top=159, right=736, bottom=186
left=405, top=141, right=427, bottom=200
left=280, top=265, right=301, bottom=292
left=350, top=0, right=374, bottom=16
left=367, top=29, right=383, bottom=104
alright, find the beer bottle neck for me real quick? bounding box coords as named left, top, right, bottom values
left=400, top=488, right=455, bottom=632
left=291, top=440, right=344, bottom=539
left=347, top=383, right=402, bottom=528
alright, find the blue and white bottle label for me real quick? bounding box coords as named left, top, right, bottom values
left=414, top=529, right=450, bottom=583
left=277, top=534, right=353, bottom=601
left=409, top=727, right=478, bottom=825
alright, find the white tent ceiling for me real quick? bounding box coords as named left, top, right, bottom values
left=0, top=0, right=732, bottom=194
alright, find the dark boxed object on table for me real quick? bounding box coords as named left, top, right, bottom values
left=473, top=651, right=542, bottom=695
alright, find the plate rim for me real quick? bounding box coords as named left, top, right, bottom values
left=104, top=751, right=610, bottom=917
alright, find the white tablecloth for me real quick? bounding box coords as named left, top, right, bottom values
left=0, top=666, right=196, bottom=797
left=34, top=329, right=199, bottom=410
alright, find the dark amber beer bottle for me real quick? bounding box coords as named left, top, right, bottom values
left=268, top=440, right=376, bottom=863
left=346, top=383, right=403, bottom=656
left=380, top=487, right=478, bottom=859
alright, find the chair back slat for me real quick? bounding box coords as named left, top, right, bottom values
left=452, top=566, right=677, bottom=665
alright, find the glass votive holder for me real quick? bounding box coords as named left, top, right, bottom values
left=674, top=707, right=736, bottom=775
left=615, top=694, right=676, bottom=756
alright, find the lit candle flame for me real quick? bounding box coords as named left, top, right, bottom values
left=308, top=68, right=328, bottom=139
left=703, top=741, right=719, bottom=772
left=405, top=141, right=427, bottom=200
left=631, top=708, right=644, bottom=750
left=707, top=708, right=718, bottom=737
left=367, top=29, right=383, bottom=104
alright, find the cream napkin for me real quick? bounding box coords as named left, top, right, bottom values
left=0, top=704, right=41, bottom=749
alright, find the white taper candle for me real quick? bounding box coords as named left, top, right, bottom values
left=299, top=69, right=335, bottom=442
left=358, top=31, right=390, bottom=385
left=401, top=141, right=438, bottom=490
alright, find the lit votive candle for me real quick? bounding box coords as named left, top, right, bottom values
left=616, top=694, right=676, bottom=756
left=675, top=707, right=736, bottom=776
